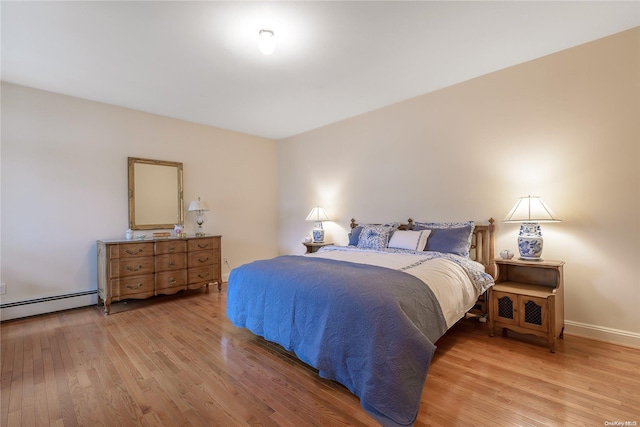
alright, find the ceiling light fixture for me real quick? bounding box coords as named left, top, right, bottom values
left=258, top=29, right=276, bottom=55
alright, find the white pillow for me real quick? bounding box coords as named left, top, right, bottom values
left=387, top=230, right=431, bottom=251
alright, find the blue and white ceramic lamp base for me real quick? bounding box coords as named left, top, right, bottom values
left=518, top=222, right=544, bottom=261
left=312, top=222, right=325, bottom=243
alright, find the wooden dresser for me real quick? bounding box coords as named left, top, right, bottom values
left=97, top=235, right=221, bottom=314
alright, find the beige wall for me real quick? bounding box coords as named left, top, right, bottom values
left=2, top=29, right=638, bottom=346
left=1, top=82, right=279, bottom=319
left=278, top=28, right=640, bottom=347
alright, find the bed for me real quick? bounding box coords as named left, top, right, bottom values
left=226, top=218, right=496, bottom=427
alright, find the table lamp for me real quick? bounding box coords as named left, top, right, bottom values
left=305, top=206, right=330, bottom=243
left=503, top=195, right=561, bottom=261
left=188, top=197, right=210, bottom=237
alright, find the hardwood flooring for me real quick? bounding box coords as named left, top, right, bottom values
left=2, top=286, right=639, bottom=426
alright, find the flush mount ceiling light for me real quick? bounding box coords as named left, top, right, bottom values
left=258, top=29, right=276, bottom=55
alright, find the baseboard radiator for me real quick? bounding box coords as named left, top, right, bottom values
left=0, top=290, right=97, bottom=321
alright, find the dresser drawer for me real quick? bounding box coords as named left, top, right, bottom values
left=187, top=266, right=216, bottom=286
left=109, top=257, right=155, bottom=278
left=156, top=270, right=187, bottom=293
left=109, top=242, right=154, bottom=259
left=187, top=251, right=217, bottom=268
left=155, top=253, right=186, bottom=272
left=187, top=237, right=219, bottom=252
left=110, top=274, right=155, bottom=299
left=155, top=240, right=186, bottom=255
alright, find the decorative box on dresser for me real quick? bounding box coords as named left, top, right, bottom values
left=97, top=235, right=221, bottom=314
left=489, top=258, right=565, bottom=352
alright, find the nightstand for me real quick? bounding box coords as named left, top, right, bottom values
left=302, top=242, right=332, bottom=254
left=489, top=258, right=565, bottom=352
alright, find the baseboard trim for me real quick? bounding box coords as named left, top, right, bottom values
left=564, top=320, right=640, bottom=349
left=0, top=290, right=98, bottom=321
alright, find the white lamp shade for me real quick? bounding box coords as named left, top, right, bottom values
left=188, top=198, right=209, bottom=212
left=305, top=206, right=329, bottom=222
left=258, top=29, right=276, bottom=55
left=503, top=196, right=560, bottom=223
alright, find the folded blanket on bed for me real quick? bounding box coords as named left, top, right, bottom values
left=227, top=255, right=448, bottom=427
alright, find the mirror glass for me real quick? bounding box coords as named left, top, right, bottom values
left=128, top=157, right=184, bottom=230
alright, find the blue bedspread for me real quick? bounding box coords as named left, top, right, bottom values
left=226, top=255, right=448, bottom=426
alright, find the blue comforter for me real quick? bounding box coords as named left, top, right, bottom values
left=226, top=255, right=448, bottom=426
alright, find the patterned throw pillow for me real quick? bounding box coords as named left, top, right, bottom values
left=356, top=225, right=397, bottom=249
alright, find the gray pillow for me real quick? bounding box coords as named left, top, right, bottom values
left=348, top=226, right=362, bottom=246
left=420, top=225, right=473, bottom=257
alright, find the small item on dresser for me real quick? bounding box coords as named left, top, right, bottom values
left=135, top=234, right=146, bottom=240
left=125, top=229, right=133, bottom=240
left=304, top=234, right=312, bottom=243
left=153, top=232, right=171, bottom=238
left=500, top=249, right=514, bottom=259
left=174, top=224, right=184, bottom=236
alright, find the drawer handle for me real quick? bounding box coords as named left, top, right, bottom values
left=198, top=257, right=209, bottom=263
left=125, top=248, right=143, bottom=255
left=198, top=272, right=210, bottom=279
left=126, top=264, right=143, bottom=272
left=126, top=283, right=143, bottom=290
left=197, top=243, right=209, bottom=249
left=169, top=278, right=176, bottom=285
left=168, top=261, right=175, bottom=268
left=168, top=247, right=175, bottom=252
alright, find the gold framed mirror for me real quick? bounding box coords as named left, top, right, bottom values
left=128, top=157, right=184, bottom=230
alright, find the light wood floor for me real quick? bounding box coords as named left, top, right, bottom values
left=2, top=285, right=639, bottom=427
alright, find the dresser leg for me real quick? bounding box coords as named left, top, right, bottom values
left=100, top=298, right=111, bottom=315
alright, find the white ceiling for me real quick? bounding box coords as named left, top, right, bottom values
left=2, top=1, right=639, bottom=140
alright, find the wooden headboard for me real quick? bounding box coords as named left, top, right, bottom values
left=349, top=218, right=496, bottom=278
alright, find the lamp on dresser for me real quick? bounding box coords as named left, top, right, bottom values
left=503, top=195, right=561, bottom=261
left=188, top=197, right=210, bottom=236
left=305, top=206, right=330, bottom=243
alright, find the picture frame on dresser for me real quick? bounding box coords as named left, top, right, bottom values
left=97, top=235, right=222, bottom=314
